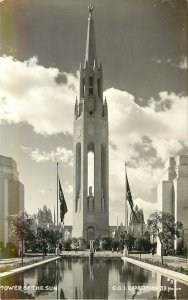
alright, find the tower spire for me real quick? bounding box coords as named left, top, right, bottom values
left=85, top=4, right=97, bottom=67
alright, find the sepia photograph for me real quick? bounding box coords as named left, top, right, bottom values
left=0, top=0, right=188, bottom=299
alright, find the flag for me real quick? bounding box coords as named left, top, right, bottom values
left=59, top=179, right=68, bottom=223
left=126, top=173, right=139, bottom=223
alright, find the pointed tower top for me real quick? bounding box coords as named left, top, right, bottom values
left=85, top=4, right=97, bottom=67
left=88, top=4, right=94, bottom=17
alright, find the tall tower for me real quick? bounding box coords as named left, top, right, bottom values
left=72, top=5, right=109, bottom=240
left=0, top=155, right=24, bottom=245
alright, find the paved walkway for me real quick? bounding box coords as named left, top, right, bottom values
left=0, top=256, right=61, bottom=278
left=60, top=250, right=123, bottom=258
left=0, top=257, right=32, bottom=264
left=0, top=255, right=54, bottom=272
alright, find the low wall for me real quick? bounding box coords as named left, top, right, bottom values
left=0, top=256, right=61, bottom=279
left=122, top=256, right=188, bottom=286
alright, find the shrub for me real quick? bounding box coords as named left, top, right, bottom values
left=135, top=237, right=152, bottom=252
left=100, top=237, right=113, bottom=250
left=62, top=238, right=72, bottom=251
left=176, top=240, right=187, bottom=256
left=4, top=242, right=17, bottom=258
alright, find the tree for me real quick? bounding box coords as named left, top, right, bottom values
left=35, top=228, right=62, bottom=256
left=78, top=237, right=87, bottom=250
left=47, top=229, right=62, bottom=252
left=119, top=232, right=136, bottom=251
left=71, top=237, right=80, bottom=250
left=100, top=237, right=113, bottom=250
left=4, top=242, right=17, bottom=258
left=94, top=235, right=102, bottom=251
left=62, top=238, right=72, bottom=251
left=112, top=239, right=120, bottom=251
left=176, top=239, right=187, bottom=256
left=135, top=237, right=151, bottom=252
left=35, top=227, right=49, bottom=258
left=135, top=236, right=151, bottom=259
left=6, top=211, right=35, bottom=265
left=0, top=241, right=5, bottom=258
left=147, top=211, right=183, bottom=264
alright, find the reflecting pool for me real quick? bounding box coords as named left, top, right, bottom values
left=1, top=257, right=188, bottom=299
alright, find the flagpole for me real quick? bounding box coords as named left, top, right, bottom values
left=125, top=163, right=128, bottom=232
left=57, top=162, right=59, bottom=227
left=54, top=205, right=56, bottom=226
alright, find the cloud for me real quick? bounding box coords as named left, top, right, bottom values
left=21, top=146, right=73, bottom=165
left=153, top=57, right=172, bottom=66
left=133, top=197, right=158, bottom=220
left=1, top=56, right=187, bottom=224
left=178, top=56, right=188, bottom=70
left=1, top=56, right=186, bottom=154
left=106, top=88, right=187, bottom=162
left=156, top=59, right=162, bottom=64
left=64, top=181, right=73, bottom=194
left=0, top=56, right=78, bottom=135
left=104, top=87, right=187, bottom=224
left=110, top=195, right=158, bottom=226
left=38, top=189, right=45, bottom=194
left=153, top=56, right=188, bottom=70
left=160, top=0, right=183, bottom=8
left=109, top=146, right=160, bottom=203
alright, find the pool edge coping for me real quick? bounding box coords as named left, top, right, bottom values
left=0, top=256, right=61, bottom=279
left=1, top=255, right=188, bottom=285
left=122, top=256, right=188, bottom=286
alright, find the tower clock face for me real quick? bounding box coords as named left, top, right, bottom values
left=76, top=126, right=81, bottom=138
left=88, top=124, right=94, bottom=136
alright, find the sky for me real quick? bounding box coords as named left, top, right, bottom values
left=0, top=0, right=187, bottom=226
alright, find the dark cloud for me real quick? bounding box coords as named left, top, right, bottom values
left=160, top=0, right=185, bottom=8
left=55, top=73, right=68, bottom=85
left=152, top=98, right=173, bottom=112
left=109, top=141, right=118, bottom=151
left=0, top=0, right=187, bottom=99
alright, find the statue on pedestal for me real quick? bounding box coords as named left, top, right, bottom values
left=76, top=188, right=81, bottom=212
left=87, top=186, right=94, bottom=211
left=101, top=188, right=105, bottom=211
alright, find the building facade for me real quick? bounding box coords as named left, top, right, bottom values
left=0, top=155, right=24, bottom=245
left=128, top=205, right=146, bottom=237
left=157, top=154, right=188, bottom=254
left=37, top=206, right=72, bottom=242
left=72, top=6, right=109, bottom=240
left=37, top=205, right=54, bottom=229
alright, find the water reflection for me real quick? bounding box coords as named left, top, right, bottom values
left=0, top=257, right=188, bottom=299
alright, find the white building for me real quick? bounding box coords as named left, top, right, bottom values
left=0, top=155, right=24, bottom=246
left=157, top=154, right=188, bottom=254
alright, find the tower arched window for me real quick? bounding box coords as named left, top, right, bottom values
left=89, top=76, right=94, bottom=96
left=83, top=78, right=85, bottom=96
left=97, top=79, right=100, bottom=97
